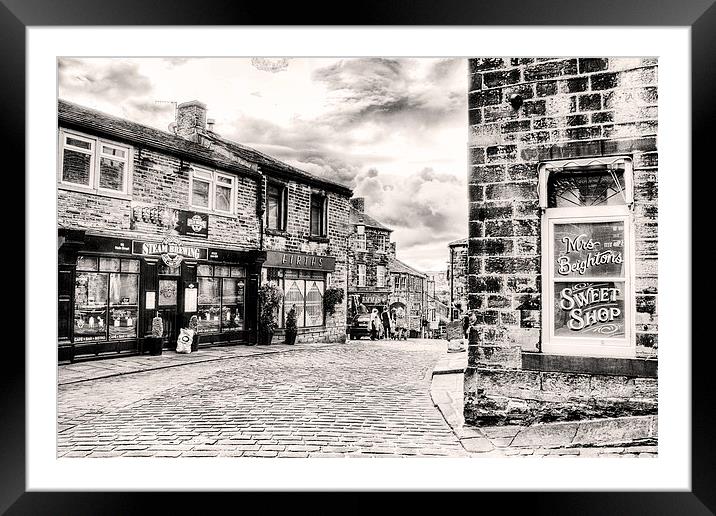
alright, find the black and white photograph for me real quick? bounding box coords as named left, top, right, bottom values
left=55, top=55, right=659, bottom=459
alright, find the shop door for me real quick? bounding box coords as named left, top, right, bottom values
left=157, top=278, right=180, bottom=346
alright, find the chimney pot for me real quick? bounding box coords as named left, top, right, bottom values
left=207, top=118, right=215, bottom=132
left=175, top=100, right=207, bottom=142
left=350, top=197, right=365, bottom=212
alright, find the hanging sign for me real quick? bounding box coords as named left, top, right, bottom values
left=177, top=210, right=209, bottom=239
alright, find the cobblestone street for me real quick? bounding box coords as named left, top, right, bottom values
left=58, top=339, right=467, bottom=458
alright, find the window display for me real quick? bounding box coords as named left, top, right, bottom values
left=197, top=265, right=245, bottom=334
left=267, top=269, right=326, bottom=328
left=74, top=256, right=140, bottom=342
left=548, top=218, right=630, bottom=349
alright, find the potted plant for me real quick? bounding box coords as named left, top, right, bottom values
left=323, top=287, right=345, bottom=317
left=284, top=305, right=298, bottom=345
left=146, top=314, right=164, bottom=356
left=189, top=315, right=199, bottom=352
left=258, top=283, right=283, bottom=345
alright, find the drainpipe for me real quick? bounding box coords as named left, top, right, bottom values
left=256, top=169, right=265, bottom=251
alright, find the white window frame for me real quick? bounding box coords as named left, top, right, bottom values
left=58, top=129, right=133, bottom=197
left=189, top=167, right=236, bottom=214
left=356, top=225, right=367, bottom=251
left=97, top=142, right=131, bottom=195
left=310, top=194, right=328, bottom=237
left=376, top=265, right=386, bottom=287
left=357, top=264, right=366, bottom=287
left=539, top=156, right=636, bottom=358
left=265, top=182, right=288, bottom=230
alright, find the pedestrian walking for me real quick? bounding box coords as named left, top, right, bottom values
left=394, top=307, right=407, bottom=340
left=369, top=308, right=381, bottom=340
left=381, top=307, right=392, bottom=340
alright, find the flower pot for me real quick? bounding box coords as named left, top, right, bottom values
left=191, top=333, right=199, bottom=352
left=259, top=330, right=274, bottom=345
left=285, top=331, right=297, bottom=345
left=145, top=336, right=163, bottom=356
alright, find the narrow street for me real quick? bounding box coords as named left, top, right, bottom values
left=58, top=339, right=467, bottom=458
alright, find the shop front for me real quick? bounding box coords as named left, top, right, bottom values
left=347, top=291, right=390, bottom=321
left=262, top=250, right=335, bottom=330
left=58, top=230, right=263, bottom=361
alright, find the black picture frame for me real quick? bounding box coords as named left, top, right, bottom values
left=5, top=0, right=710, bottom=512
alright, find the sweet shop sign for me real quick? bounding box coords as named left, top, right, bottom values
left=553, top=221, right=626, bottom=338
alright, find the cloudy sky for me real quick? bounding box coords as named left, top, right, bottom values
left=59, top=57, right=468, bottom=271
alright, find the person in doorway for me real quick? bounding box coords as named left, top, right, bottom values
left=381, top=307, right=392, bottom=340
left=369, top=308, right=381, bottom=341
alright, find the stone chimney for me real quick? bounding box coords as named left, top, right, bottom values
left=350, top=197, right=365, bottom=212
left=175, top=100, right=207, bottom=142
left=388, top=241, right=397, bottom=260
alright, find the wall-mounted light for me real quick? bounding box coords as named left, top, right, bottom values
left=508, top=93, right=524, bottom=110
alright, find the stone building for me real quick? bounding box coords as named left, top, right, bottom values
left=424, top=269, right=450, bottom=306
left=389, top=257, right=427, bottom=337
left=425, top=275, right=450, bottom=337
left=57, top=99, right=351, bottom=361
left=448, top=238, right=469, bottom=320
left=464, top=57, right=658, bottom=426
left=346, top=197, right=393, bottom=320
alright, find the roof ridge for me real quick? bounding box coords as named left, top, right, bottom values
left=390, top=256, right=426, bottom=277
left=202, top=131, right=352, bottom=192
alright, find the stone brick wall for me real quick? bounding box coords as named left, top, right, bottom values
left=449, top=243, right=469, bottom=316
left=58, top=136, right=261, bottom=250
left=347, top=226, right=392, bottom=291
left=464, top=57, right=658, bottom=425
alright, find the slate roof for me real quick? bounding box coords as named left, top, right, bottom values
left=58, top=99, right=353, bottom=197
left=389, top=257, right=426, bottom=278
left=58, top=99, right=259, bottom=179
left=203, top=132, right=352, bottom=196
left=349, top=206, right=392, bottom=232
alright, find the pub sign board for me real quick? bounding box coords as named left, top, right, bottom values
left=177, top=210, right=209, bottom=239
left=133, top=236, right=208, bottom=267
left=264, top=250, right=336, bottom=271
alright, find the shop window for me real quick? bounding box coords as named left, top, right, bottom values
left=267, top=269, right=326, bottom=328
left=266, top=183, right=288, bottom=230
left=59, top=130, right=131, bottom=195
left=538, top=157, right=634, bottom=357
left=357, top=264, right=366, bottom=287
left=356, top=225, right=366, bottom=251
left=310, top=194, right=328, bottom=236
left=190, top=167, right=236, bottom=214
left=196, top=264, right=245, bottom=333
left=73, top=256, right=140, bottom=342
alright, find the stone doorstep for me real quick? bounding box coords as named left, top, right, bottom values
left=498, top=415, right=657, bottom=449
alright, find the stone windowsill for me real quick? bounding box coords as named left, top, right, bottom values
left=265, top=228, right=288, bottom=237
left=521, top=352, right=658, bottom=378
